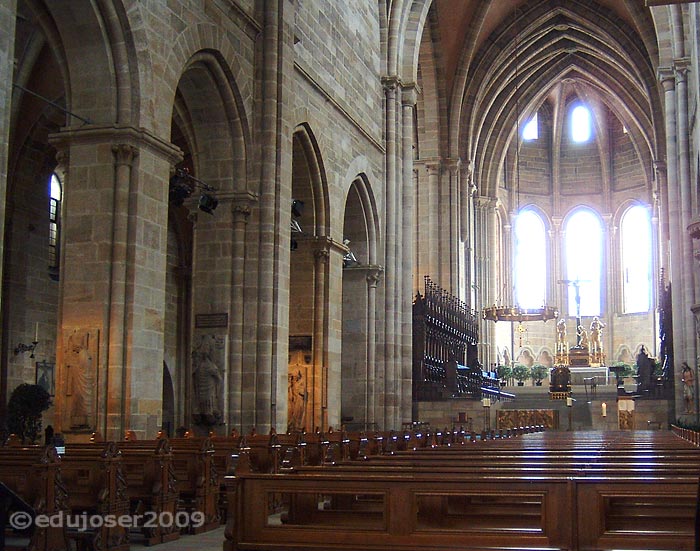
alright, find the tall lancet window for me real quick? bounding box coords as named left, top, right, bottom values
left=49, top=173, right=62, bottom=280
left=565, top=208, right=602, bottom=316
left=514, top=209, right=546, bottom=309
left=621, top=204, right=652, bottom=313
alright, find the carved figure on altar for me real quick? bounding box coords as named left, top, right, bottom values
left=556, top=318, right=567, bottom=353
left=576, top=325, right=589, bottom=349
left=589, top=317, right=605, bottom=354
left=681, top=362, right=695, bottom=413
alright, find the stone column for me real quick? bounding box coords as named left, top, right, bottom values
left=311, top=243, right=329, bottom=432
left=550, top=217, right=563, bottom=315
left=50, top=126, right=181, bottom=439
left=228, top=192, right=256, bottom=430
left=474, top=196, right=498, bottom=367
left=653, top=161, right=668, bottom=277
left=445, top=159, right=461, bottom=294
left=366, top=266, right=383, bottom=428
left=0, top=0, right=16, bottom=413
left=602, top=214, right=616, bottom=358
left=659, top=68, right=687, bottom=382
left=401, top=84, right=417, bottom=424
left=382, top=75, right=400, bottom=429
left=675, top=59, right=697, bottom=367
left=425, top=161, right=440, bottom=282
left=689, top=220, right=700, bottom=423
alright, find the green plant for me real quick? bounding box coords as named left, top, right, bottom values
left=612, top=361, right=636, bottom=377
left=496, top=364, right=512, bottom=381
left=530, top=364, right=548, bottom=384
left=512, top=364, right=529, bottom=384
left=6, top=383, right=52, bottom=444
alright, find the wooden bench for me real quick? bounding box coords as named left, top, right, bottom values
left=60, top=442, right=129, bottom=551
left=166, top=436, right=219, bottom=533
left=0, top=445, right=70, bottom=551
left=113, top=438, right=180, bottom=545
left=224, top=430, right=699, bottom=550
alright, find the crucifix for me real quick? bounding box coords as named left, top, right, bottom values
left=558, top=279, right=586, bottom=346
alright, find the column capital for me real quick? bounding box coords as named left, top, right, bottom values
left=657, top=67, right=676, bottom=91
left=674, top=57, right=691, bottom=81
left=381, top=75, right=401, bottom=92
left=312, top=235, right=347, bottom=256
left=365, top=265, right=384, bottom=288
left=229, top=190, right=259, bottom=221
left=474, top=195, right=498, bottom=210
left=444, top=158, right=461, bottom=173
left=112, top=144, right=138, bottom=167
left=401, top=82, right=420, bottom=106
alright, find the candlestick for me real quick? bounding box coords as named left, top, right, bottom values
left=34, top=322, right=39, bottom=343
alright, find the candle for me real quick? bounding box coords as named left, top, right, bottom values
left=566, top=397, right=573, bottom=407
left=601, top=402, right=607, bottom=417
left=34, top=322, right=39, bottom=342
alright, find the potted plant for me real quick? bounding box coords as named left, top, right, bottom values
left=513, top=364, right=529, bottom=386
left=496, top=364, right=512, bottom=387
left=530, top=364, right=548, bottom=386
left=6, top=383, right=52, bottom=444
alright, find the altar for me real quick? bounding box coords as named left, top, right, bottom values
left=566, top=366, right=610, bottom=385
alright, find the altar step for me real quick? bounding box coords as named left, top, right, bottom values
left=500, top=384, right=619, bottom=429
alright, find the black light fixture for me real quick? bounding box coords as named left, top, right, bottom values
left=169, top=168, right=218, bottom=214
left=291, top=199, right=304, bottom=250
left=342, top=238, right=359, bottom=267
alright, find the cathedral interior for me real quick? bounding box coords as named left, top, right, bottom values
left=2, top=0, right=700, bottom=441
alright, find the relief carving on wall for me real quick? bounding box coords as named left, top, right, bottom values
left=63, top=328, right=99, bottom=431
left=192, top=332, right=226, bottom=427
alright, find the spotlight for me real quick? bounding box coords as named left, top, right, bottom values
left=342, top=238, right=359, bottom=267
left=291, top=199, right=304, bottom=250
left=198, top=193, right=218, bottom=215
left=292, top=199, right=304, bottom=218
left=168, top=167, right=219, bottom=215
left=169, top=169, right=195, bottom=206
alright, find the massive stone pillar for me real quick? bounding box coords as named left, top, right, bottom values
left=227, top=193, right=256, bottom=430
left=50, top=126, right=181, bottom=440
left=255, top=0, right=294, bottom=431
left=0, top=0, right=17, bottom=413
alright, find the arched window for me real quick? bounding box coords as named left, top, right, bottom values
left=522, top=112, right=538, bottom=141
left=514, top=209, right=546, bottom=309
left=49, top=173, right=62, bottom=280
left=565, top=208, right=602, bottom=316
left=571, top=104, right=592, bottom=143
left=621, top=205, right=652, bottom=313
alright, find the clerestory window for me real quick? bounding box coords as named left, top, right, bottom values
left=49, top=173, right=62, bottom=280
left=571, top=104, right=592, bottom=143
left=522, top=113, right=538, bottom=141
left=565, top=208, right=602, bottom=316
left=621, top=204, right=652, bottom=313
left=514, top=208, right=546, bottom=309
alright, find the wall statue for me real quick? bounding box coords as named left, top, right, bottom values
left=192, top=333, right=224, bottom=426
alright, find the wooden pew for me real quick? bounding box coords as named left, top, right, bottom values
left=0, top=446, right=70, bottom=551
left=60, top=442, right=129, bottom=551
left=224, top=430, right=699, bottom=551
left=166, top=436, right=219, bottom=533
left=115, top=438, right=180, bottom=545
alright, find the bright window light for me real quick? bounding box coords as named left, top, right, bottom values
left=621, top=205, right=651, bottom=313
left=514, top=209, right=546, bottom=309
left=571, top=105, right=592, bottom=143
left=565, top=209, right=602, bottom=316
left=522, top=113, right=538, bottom=141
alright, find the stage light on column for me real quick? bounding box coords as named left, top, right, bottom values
left=198, top=193, right=218, bottom=214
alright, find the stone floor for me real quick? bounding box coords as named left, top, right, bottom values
left=130, top=526, right=225, bottom=550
